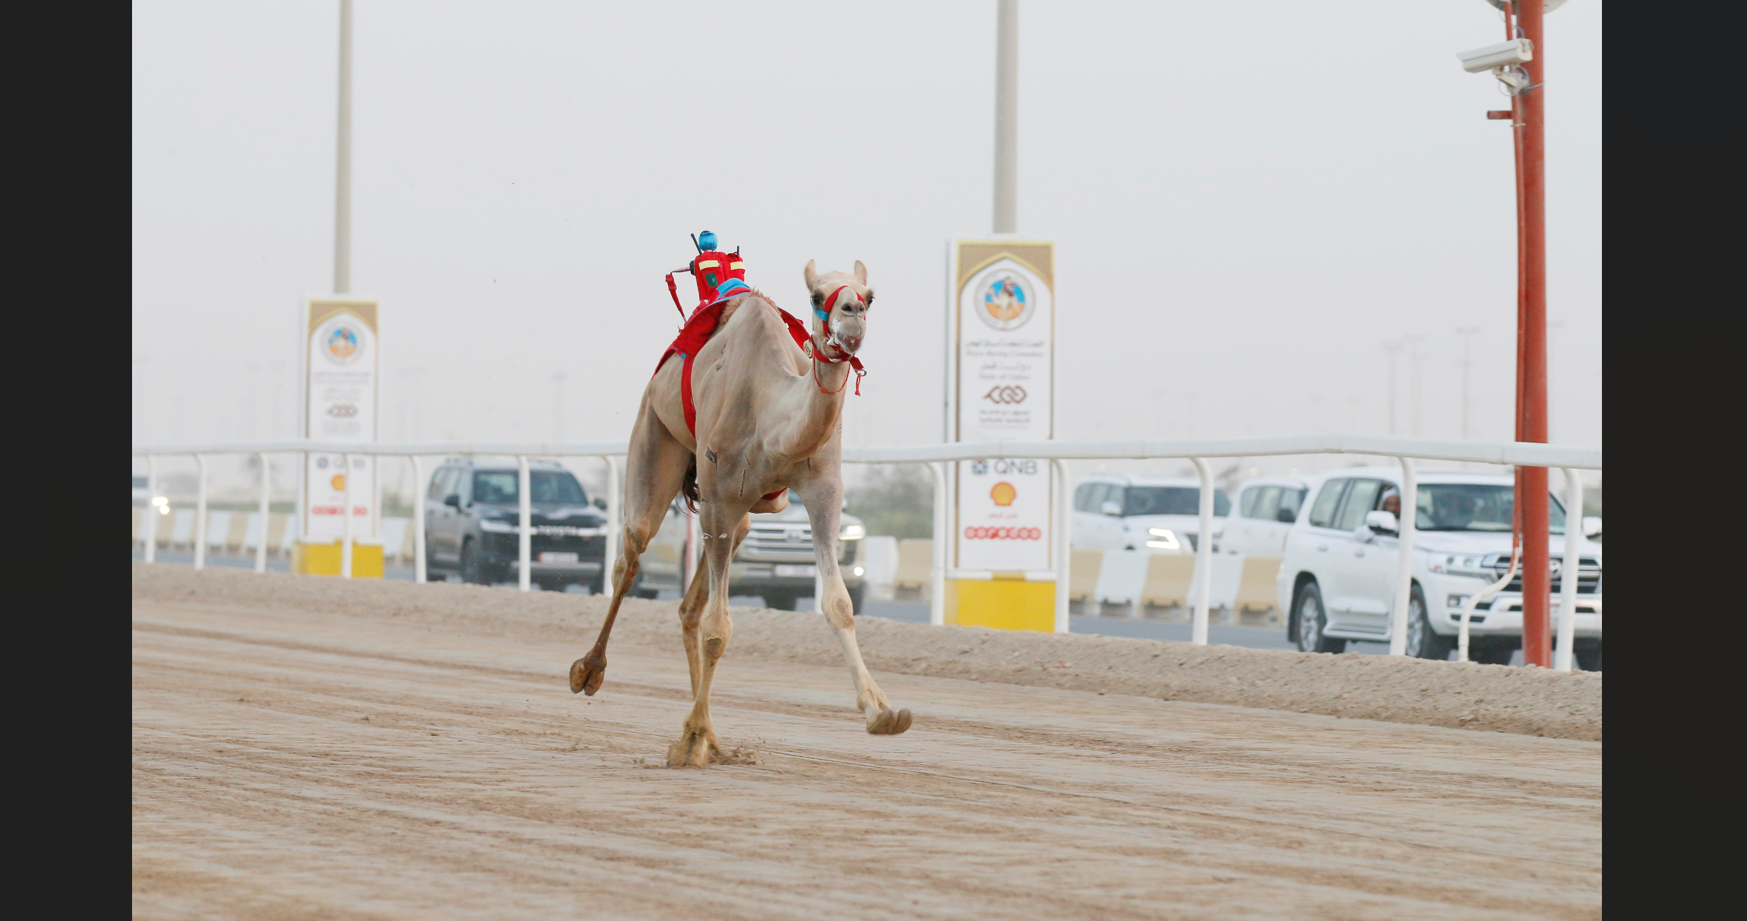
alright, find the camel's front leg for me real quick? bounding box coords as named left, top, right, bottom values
left=668, top=504, right=741, bottom=767
left=800, top=483, right=913, bottom=736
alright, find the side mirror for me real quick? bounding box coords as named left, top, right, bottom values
left=1100, top=500, right=1123, bottom=517
left=1276, top=507, right=1297, bottom=523
left=593, top=497, right=607, bottom=511
left=444, top=493, right=462, bottom=509
left=1364, top=510, right=1398, bottom=534
left=1582, top=516, right=1602, bottom=538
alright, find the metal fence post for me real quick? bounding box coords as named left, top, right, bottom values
left=341, top=452, right=354, bottom=578
left=143, top=455, right=158, bottom=563
left=928, top=461, right=947, bottom=626
left=518, top=455, right=532, bottom=591
left=255, top=451, right=270, bottom=573
left=1389, top=457, right=1418, bottom=656
left=1190, top=457, right=1213, bottom=645
left=1555, top=467, right=1582, bottom=671
left=194, top=454, right=208, bottom=571
left=600, top=455, right=619, bottom=596
left=1052, top=459, right=1070, bottom=633
left=411, top=455, right=427, bottom=584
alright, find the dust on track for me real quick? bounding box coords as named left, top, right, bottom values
left=133, top=566, right=1601, bottom=919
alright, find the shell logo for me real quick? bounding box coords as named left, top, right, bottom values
left=990, top=481, right=1017, bottom=507
left=331, top=474, right=346, bottom=491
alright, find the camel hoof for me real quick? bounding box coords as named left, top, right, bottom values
left=867, top=708, right=913, bottom=736
left=666, top=730, right=718, bottom=768
left=569, top=655, right=606, bottom=696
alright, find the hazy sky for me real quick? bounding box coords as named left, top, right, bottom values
left=132, top=1, right=1601, bottom=487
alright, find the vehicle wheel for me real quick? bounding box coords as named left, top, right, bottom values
left=1574, top=641, right=1602, bottom=672
left=460, top=540, right=486, bottom=585
left=762, top=591, right=797, bottom=611
left=848, top=582, right=866, bottom=616
left=1294, top=582, right=1345, bottom=654
left=1404, top=584, right=1455, bottom=660
left=1470, top=638, right=1514, bottom=665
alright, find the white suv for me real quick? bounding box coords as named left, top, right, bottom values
left=1071, top=475, right=1231, bottom=553
left=1276, top=467, right=1602, bottom=669
left=1223, top=476, right=1314, bottom=556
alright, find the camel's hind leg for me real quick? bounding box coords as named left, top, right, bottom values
left=677, top=511, right=749, bottom=696
left=570, top=397, right=692, bottom=696
left=668, top=502, right=746, bottom=767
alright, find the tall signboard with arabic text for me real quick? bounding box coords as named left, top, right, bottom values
left=946, top=240, right=1056, bottom=631
left=296, top=296, right=383, bottom=577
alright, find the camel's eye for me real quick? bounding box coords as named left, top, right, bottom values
left=811, top=291, right=824, bottom=307
left=863, top=291, right=875, bottom=308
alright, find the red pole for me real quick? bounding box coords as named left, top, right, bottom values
left=1516, top=0, right=1551, bottom=667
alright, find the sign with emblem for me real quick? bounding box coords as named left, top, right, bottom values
left=300, top=296, right=379, bottom=545
left=948, top=240, right=1055, bottom=582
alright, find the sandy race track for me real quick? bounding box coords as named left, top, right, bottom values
left=133, top=566, right=1601, bottom=919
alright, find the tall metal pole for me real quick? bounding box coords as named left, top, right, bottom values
left=1382, top=341, right=1403, bottom=435
left=992, top=0, right=1019, bottom=233
left=1455, top=326, right=1479, bottom=439
left=1405, top=335, right=1425, bottom=437
left=1516, top=0, right=1551, bottom=668
left=333, top=0, right=354, bottom=293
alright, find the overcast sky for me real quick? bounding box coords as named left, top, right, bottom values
left=132, top=1, right=1601, bottom=488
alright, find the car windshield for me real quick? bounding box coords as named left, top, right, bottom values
left=1122, top=486, right=1231, bottom=517
left=1415, top=484, right=1565, bottom=533
left=471, top=470, right=587, bottom=505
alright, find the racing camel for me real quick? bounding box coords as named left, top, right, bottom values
left=570, top=259, right=912, bottom=767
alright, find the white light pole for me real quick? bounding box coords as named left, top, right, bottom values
left=334, top=0, right=354, bottom=293
left=1382, top=340, right=1403, bottom=435
left=1455, top=326, right=1480, bottom=439
left=1548, top=319, right=1565, bottom=443
left=552, top=372, right=565, bottom=442
left=992, top=0, right=1018, bottom=233
left=1404, top=334, right=1426, bottom=437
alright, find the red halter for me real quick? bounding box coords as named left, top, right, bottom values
left=809, top=285, right=866, bottom=395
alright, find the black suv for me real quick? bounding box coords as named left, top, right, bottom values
left=423, top=459, right=608, bottom=590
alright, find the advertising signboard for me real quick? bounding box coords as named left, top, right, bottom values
left=946, top=240, right=1056, bottom=629
left=298, top=297, right=380, bottom=574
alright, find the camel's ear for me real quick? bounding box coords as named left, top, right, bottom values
left=803, top=259, right=819, bottom=291
left=853, top=260, right=868, bottom=285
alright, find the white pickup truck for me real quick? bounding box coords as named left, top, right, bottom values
left=1276, top=467, right=1601, bottom=669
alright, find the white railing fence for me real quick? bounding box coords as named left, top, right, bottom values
left=132, top=434, right=1600, bottom=668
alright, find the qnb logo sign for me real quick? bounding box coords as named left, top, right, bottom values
left=969, top=458, right=1039, bottom=476
left=326, top=403, right=359, bottom=418
left=981, top=385, right=1027, bottom=405
left=963, top=526, right=1042, bottom=540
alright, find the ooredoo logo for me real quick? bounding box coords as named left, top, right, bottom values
left=326, top=403, right=358, bottom=418
left=963, top=526, right=1041, bottom=540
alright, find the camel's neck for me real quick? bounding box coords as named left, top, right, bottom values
left=768, top=341, right=851, bottom=460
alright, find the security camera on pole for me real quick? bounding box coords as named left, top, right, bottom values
left=1458, top=0, right=1562, bottom=666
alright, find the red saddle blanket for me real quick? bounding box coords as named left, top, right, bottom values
left=655, top=292, right=814, bottom=503
left=654, top=291, right=813, bottom=436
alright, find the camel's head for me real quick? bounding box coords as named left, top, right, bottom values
left=803, top=259, right=873, bottom=356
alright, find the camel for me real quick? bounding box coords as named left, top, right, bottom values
left=570, top=259, right=913, bottom=767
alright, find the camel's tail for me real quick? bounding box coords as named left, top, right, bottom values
left=681, top=458, right=700, bottom=513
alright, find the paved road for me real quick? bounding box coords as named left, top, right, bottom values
left=132, top=552, right=1519, bottom=663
